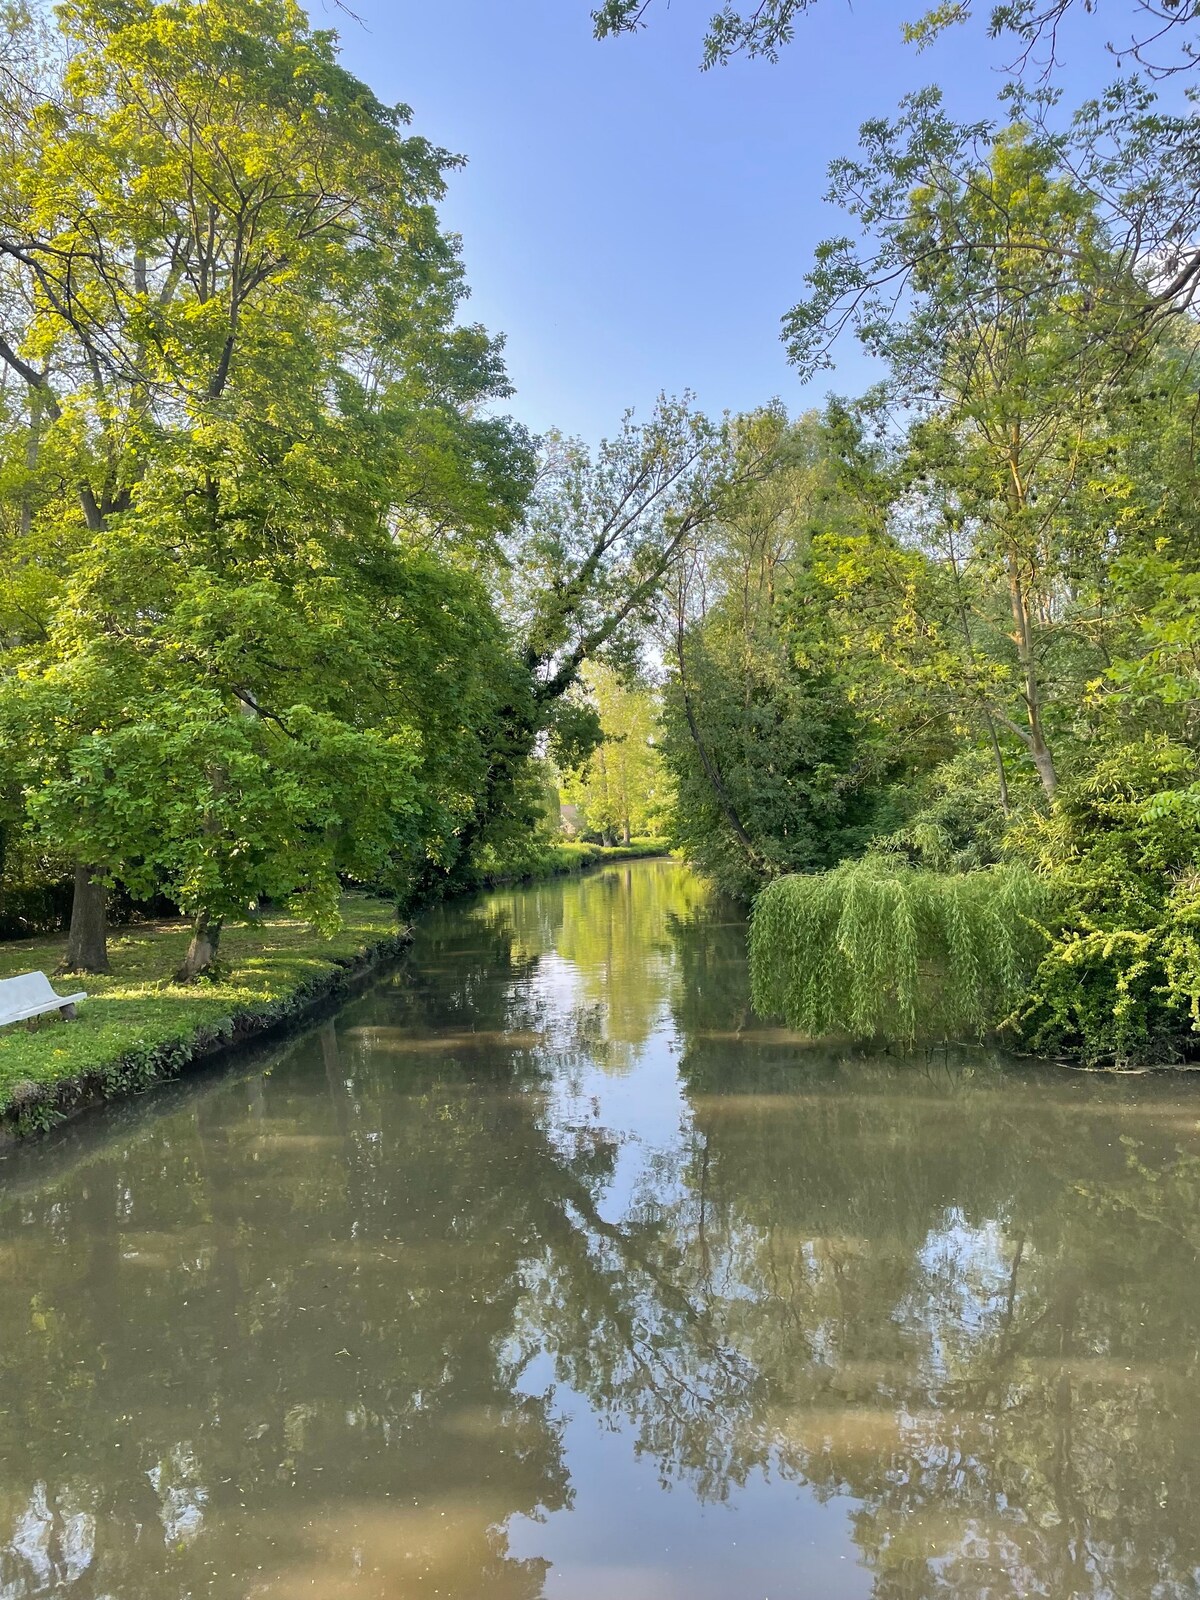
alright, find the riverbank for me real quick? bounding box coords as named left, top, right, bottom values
left=0, top=842, right=668, bottom=1140
left=470, top=838, right=663, bottom=888
left=0, top=895, right=408, bottom=1137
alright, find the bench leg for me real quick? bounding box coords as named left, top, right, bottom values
left=59, top=1004, right=77, bottom=1021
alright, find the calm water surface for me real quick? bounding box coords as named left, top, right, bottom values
left=3, top=860, right=1200, bottom=1599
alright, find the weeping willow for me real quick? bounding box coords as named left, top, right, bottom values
left=750, top=857, right=1053, bottom=1045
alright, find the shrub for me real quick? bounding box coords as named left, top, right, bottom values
left=750, top=855, right=1052, bottom=1045
left=0, top=878, right=75, bottom=940
left=1015, top=739, right=1200, bottom=1067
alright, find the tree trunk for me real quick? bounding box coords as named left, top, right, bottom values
left=1029, top=737, right=1058, bottom=799
left=622, top=819, right=631, bottom=845
left=176, top=910, right=223, bottom=982
left=1006, top=556, right=1057, bottom=799
left=944, top=520, right=1013, bottom=819
left=60, top=863, right=110, bottom=974
left=984, top=714, right=1011, bottom=818
left=19, top=388, right=42, bottom=539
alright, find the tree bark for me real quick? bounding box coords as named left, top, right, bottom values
left=984, top=714, right=1011, bottom=818
left=1006, top=555, right=1057, bottom=798
left=18, top=388, right=42, bottom=539
left=1028, top=737, right=1058, bottom=799
left=942, top=517, right=1014, bottom=818
left=176, top=910, right=223, bottom=982
left=60, top=863, right=110, bottom=974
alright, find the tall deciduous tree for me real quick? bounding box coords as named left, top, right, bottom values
left=795, top=125, right=1149, bottom=796
left=0, top=0, right=533, bottom=972
left=426, top=395, right=742, bottom=890
left=561, top=664, right=666, bottom=844
left=659, top=409, right=908, bottom=896
left=512, top=397, right=732, bottom=705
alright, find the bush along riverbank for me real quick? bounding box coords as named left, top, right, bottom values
left=0, top=843, right=668, bottom=1142
left=468, top=839, right=664, bottom=889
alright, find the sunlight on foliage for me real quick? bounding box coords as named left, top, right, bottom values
left=750, top=857, right=1053, bottom=1044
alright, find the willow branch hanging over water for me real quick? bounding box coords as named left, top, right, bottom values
left=750, top=858, right=1054, bottom=1045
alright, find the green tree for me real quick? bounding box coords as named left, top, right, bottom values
left=432, top=395, right=744, bottom=892
left=659, top=410, right=907, bottom=896
left=561, top=664, right=666, bottom=844
left=1014, top=737, right=1200, bottom=1065
left=0, top=0, right=533, bottom=972
left=794, top=124, right=1153, bottom=797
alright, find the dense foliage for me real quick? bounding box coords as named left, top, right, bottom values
left=750, top=857, right=1052, bottom=1044
left=646, top=98, right=1200, bottom=1063
left=1015, top=741, right=1200, bottom=1065
left=657, top=410, right=916, bottom=897
left=0, top=0, right=709, bottom=982
left=0, top=0, right=546, bottom=975
left=2, top=0, right=1198, bottom=1071
left=559, top=664, right=667, bottom=845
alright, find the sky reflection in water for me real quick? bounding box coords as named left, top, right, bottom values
left=2, top=859, right=1200, bottom=1599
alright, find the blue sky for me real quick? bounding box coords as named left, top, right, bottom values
left=326, top=0, right=1148, bottom=443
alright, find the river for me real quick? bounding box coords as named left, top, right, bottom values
left=2, top=858, right=1199, bottom=1598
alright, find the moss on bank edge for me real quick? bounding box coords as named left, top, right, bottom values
left=0, top=895, right=406, bottom=1136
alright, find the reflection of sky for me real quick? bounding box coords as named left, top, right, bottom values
left=509, top=926, right=873, bottom=1600
left=528, top=932, right=692, bottom=1224
left=5, top=1485, right=97, bottom=1594
left=545, top=1022, right=690, bottom=1227
left=148, top=1444, right=208, bottom=1548
left=507, top=1398, right=870, bottom=1600
left=9, top=864, right=1199, bottom=1599
left=907, top=1210, right=1024, bottom=1381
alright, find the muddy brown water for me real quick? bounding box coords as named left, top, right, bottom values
left=2, top=859, right=1200, bottom=1598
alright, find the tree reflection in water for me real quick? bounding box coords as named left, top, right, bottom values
left=1, top=860, right=1199, bottom=1599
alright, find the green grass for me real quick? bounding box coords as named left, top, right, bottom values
left=0, top=894, right=401, bottom=1118
left=0, top=842, right=669, bottom=1130
left=481, top=838, right=666, bottom=886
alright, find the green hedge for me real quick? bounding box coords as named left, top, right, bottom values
left=470, top=839, right=665, bottom=888
left=0, top=880, right=75, bottom=941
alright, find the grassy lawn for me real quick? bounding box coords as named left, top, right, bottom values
left=0, top=894, right=401, bottom=1117
left=0, top=846, right=667, bottom=1127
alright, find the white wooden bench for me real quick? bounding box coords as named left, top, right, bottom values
left=0, top=972, right=87, bottom=1029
